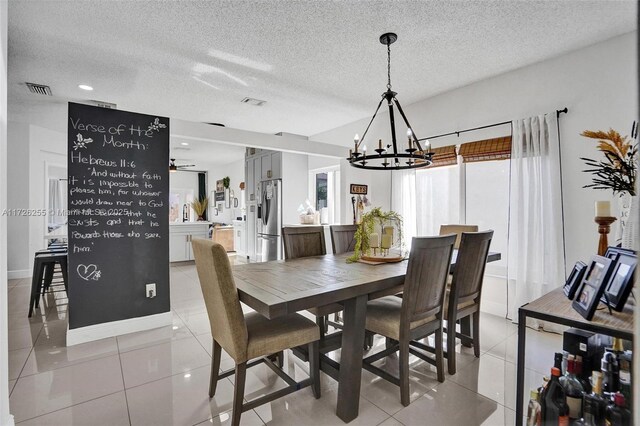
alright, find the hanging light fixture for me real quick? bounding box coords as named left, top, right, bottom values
left=348, top=33, right=432, bottom=170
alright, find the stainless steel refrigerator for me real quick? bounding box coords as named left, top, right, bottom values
left=256, top=179, right=282, bottom=262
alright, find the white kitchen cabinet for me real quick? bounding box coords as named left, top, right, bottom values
left=169, top=223, right=210, bottom=262
left=233, top=220, right=247, bottom=257
left=270, top=152, right=282, bottom=179
left=261, top=154, right=272, bottom=180
left=246, top=158, right=255, bottom=203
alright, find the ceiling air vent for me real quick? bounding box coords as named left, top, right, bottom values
left=241, top=97, right=266, bottom=107
left=25, top=82, right=52, bottom=96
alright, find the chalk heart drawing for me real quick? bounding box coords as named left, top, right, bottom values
left=77, top=264, right=101, bottom=281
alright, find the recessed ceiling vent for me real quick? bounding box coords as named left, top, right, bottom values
left=25, top=82, right=52, bottom=96
left=241, top=97, right=266, bottom=107
left=89, top=100, right=117, bottom=109
left=174, top=146, right=191, bottom=151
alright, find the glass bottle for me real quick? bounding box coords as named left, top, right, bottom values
left=526, top=389, right=542, bottom=426
left=605, top=392, right=631, bottom=426
left=617, top=350, right=631, bottom=406
left=583, top=371, right=607, bottom=426
left=559, top=356, right=585, bottom=420
left=554, top=352, right=564, bottom=372
left=575, top=355, right=592, bottom=394
left=601, top=348, right=619, bottom=393
left=542, top=367, right=567, bottom=425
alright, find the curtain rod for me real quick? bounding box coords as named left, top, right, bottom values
left=417, top=107, right=568, bottom=142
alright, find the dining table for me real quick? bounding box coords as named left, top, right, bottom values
left=231, top=250, right=501, bottom=423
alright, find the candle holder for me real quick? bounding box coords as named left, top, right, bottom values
left=595, top=216, right=617, bottom=256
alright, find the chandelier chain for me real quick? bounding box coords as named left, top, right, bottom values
left=386, top=41, right=392, bottom=89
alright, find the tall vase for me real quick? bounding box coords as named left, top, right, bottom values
left=620, top=194, right=637, bottom=249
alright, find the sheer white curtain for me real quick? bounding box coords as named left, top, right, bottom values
left=507, top=114, right=565, bottom=322
left=415, top=166, right=461, bottom=237
left=391, top=170, right=417, bottom=250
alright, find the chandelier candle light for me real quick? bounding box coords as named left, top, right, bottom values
left=348, top=33, right=433, bottom=170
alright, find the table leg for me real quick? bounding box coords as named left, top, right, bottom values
left=336, top=294, right=367, bottom=423
left=515, top=309, right=527, bottom=426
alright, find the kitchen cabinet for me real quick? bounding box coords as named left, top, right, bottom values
left=233, top=220, right=247, bottom=257
left=169, top=223, right=210, bottom=262
left=261, top=154, right=271, bottom=179
left=271, top=152, right=282, bottom=179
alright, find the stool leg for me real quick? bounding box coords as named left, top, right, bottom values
left=60, top=257, right=69, bottom=293
left=28, top=259, right=41, bottom=317
left=42, top=263, right=54, bottom=295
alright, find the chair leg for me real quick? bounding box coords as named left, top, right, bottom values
left=209, top=340, right=222, bottom=397
left=231, top=362, right=247, bottom=426
left=435, top=328, right=445, bottom=383
left=316, top=316, right=327, bottom=338
left=399, top=339, right=410, bottom=407
left=447, top=319, right=457, bottom=375
left=364, top=331, right=374, bottom=350
left=309, top=341, right=321, bottom=399
left=385, top=337, right=397, bottom=350
left=334, top=311, right=342, bottom=323
left=460, top=316, right=472, bottom=348
left=472, top=311, right=481, bottom=357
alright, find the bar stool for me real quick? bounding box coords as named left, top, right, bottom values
left=29, top=251, right=68, bottom=317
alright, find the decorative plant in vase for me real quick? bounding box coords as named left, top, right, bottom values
left=223, top=176, right=230, bottom=189
left=347, top=207, right=405, bottom=263
left=190, top=196, right=209, bottom=221
left=580, top=124, right=638, bottom=247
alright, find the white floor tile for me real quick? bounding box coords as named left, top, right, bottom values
left=8, top=348, right=30, bottom=380
left=9, top=355, right=124, bottom=422
left=16, top=391, right=130, bottom=426
left=120, top=335, right=211, bottom=388
left=116, top=313, right=193, bottom=354
left=194, top=408, right=265, bottom=425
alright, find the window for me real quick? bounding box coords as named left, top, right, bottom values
left=309, top=167, right=340, bottom=224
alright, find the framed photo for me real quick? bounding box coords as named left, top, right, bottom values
left=225, top=188, right=231, bottom=208
left=563, top=261, right=587, bottom=299
left=604, top=246, right=636, bottom=263
left=215, top=191, right=225, bottom=202
left=601, top=253, right=637, bottom=311
left=572, top=255, right=615, bottom=321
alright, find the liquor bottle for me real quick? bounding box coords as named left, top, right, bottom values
left=541, top=367, right=567, bottom=425
left=558, top=401, right=570, bottom=426
left=605, top=392, right=631, bottom=426
left=526, top=389, right=542, bottom=426
left=559, top=356, right=584, bottom=420
left=554, top=352, right=564, bottom=372
left=601, top=349, right=619, bottom=393
left=617, top=351, right=631, bottom=406
left=583, top=371, right=607, bottom=426
left=575, top=355, right=592, bottom=394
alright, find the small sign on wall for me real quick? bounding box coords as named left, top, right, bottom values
left=350, top=184, right=368, bottom=195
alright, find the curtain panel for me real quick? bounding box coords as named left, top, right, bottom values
left=507, top=114, right=565, bottom=322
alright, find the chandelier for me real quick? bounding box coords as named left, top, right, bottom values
left=348, top=33, right=432, bottom=170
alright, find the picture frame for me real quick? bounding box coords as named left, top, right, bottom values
left=216, top=179, right=224, bottom=193
left=572, top=255, right=615, bottom=321
left=215, top=191, right=225, bottom=202
left=350, top=184, right=368, bottom=195
left=604, top=246, right=636, bottom=263
left=601, top=253, right=636, bottom=311
left=563, top=261, right=587, bottom=299
left=225, top=188, right=231, bottom=208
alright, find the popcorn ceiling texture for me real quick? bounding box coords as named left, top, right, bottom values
left=7, top=0, right=636, bottom=136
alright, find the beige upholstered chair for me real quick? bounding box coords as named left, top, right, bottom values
left=329, top=224, right=358, bottom=254
left=192, top=239, right=321, bottom=426
left=439, top=224, right=479, bottom=249
left=443, top=230, right=493, bottom=374
left=362, top=234, right=456, bottom=406
left=282, top=226, right=342, bottom=336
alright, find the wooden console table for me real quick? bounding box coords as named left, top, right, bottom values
left=515, top=288, right=634, bottom=425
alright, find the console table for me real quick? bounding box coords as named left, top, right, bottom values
left=515, top=288, right=634, bottom=425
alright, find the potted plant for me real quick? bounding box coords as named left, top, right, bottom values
left=190, top=196, right=209, bottom=221
left=223, top=176, right=230, bottom=189
left=347, top=207, right=404, bottom=263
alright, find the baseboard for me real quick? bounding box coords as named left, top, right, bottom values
left=7, top=269, right=29, bottom=279
left=480, top=300, right=508, bottom=318
left=66, top=311, right=172, bottom=346
left=2, top=414, right=15, bottom=426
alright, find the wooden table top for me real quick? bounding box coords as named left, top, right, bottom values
left=233, top=251, right=501, bottom=319
left=520, top=288, right=634, bottom=340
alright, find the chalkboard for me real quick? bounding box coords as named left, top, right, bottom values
left=67, top=102, right=170, bottom=329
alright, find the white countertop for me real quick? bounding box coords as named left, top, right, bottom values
left=170, top=221, right=211, bottom=226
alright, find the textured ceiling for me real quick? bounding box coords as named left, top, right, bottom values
left=7, top=0, right=637, bottom=137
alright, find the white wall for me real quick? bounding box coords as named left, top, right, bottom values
left=313, top=32, right=638, bottom=316
left=6, top=122, right=29, bottom=276
left=1, top=0, right=13, bottom=422
left=282, top=152, right=309, bottom=226
left=208, top=158, right=244, bottom=224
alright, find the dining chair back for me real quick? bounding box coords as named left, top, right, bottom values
left=439, top=224, right=479, bottom=249
left=192, top=239, right=248, bottom=361
left=329, top=224, right=358, bottom=254
left=282, top=226, right=326, bottom=259
left=402, top=234, right=457, bottom=327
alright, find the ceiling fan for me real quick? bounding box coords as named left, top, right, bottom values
left=169, top=158, right=196, bottom=173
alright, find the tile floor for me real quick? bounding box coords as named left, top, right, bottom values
left=6, top=257, right=563, bottom=425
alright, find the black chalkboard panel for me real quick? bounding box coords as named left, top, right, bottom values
left=67, top=102, right=170, bottom=329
